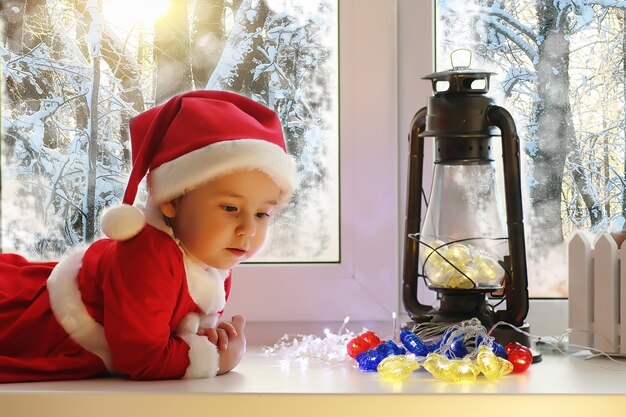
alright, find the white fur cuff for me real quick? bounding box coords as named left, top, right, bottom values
left=180, top=334, right=220, bottom=379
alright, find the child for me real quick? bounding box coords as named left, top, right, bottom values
left=0, top=90, right=297, bottom=382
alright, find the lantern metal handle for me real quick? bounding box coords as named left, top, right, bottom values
left=487, top=105, right=529, bottom=326
left=402, top=107, right=430, bottom=318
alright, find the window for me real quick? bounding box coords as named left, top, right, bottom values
left=1, top=0, right=398, bottom=322
left=1, top=0, right=338, bottom=263
left=435, top=0, right=626, bottom=298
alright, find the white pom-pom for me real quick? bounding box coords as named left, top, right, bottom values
left=100, top=204, right=145, bottom=241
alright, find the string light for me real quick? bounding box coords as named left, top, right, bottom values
left=422, top=353, right=451, bottom=379
left=356, top=340, right=406, bottom=371
left=504, top=342, right=532, bottom=373
left=476, top=345, right=513, bottom=380
left=346, top=330, right=380, bottom=359
left=360, top=331, right=381, bottom=348
left=422, top=240, right=504, bottom=288
left=399, top=319, right=517, bottom=382
left=337, top=316, right=350, bottom=335
left=384, top=340, right=407, bottom=355
left=430, top=318, right=497, bottom=359
left=423, top=354, right=481, bottom=383
left=356, top=344, right=390, bottom=371
left=263, top=325, right=357, bottom=367
left=400, top=330, right=429, bottom=357
left=488, top=339, right=508, bottom=359
left=346, top=335, right=371, bottom=359
left=446, top=337, right=468, bottom=359
left=377, top=354, right=420, bottom=380
left=474, top=255, right=501, bottom=285
left=266, top=316, right=626, bottom=382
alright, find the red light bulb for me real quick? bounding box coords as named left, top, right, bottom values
left=360, top=331, right=381, bottom=348
left=347, top=331, right=382, bottom=359
left=347, top=337, right=371, bottom=359
left=504, top=342, right=532, bottom=373
left=504, top=341, right=522, bottom=355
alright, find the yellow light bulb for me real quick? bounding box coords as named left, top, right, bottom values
left=423, top=353, right=451, bottom=379
left=476, top=345, right=513, bottom=381
left=475, top=255, right=503, bottom=286
left=444, top=243, right=471, bottom=267
left=424, top=240, right=446, bottom=260
left=446, top=358, right=481, bottom=383
left=426, top=263, right=453, bottom=287
left=377, top=355, right=420, bottom=381
left=424, top=353, right=481, bottom=383
left=448, top=265, right=478, bottom=289
left=423, top=240, right=447, bottom=273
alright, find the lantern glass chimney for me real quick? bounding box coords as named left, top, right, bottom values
left=420, top=160, right=508, bottom=290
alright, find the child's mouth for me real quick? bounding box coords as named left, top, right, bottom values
left=227, top=248, right=247, bottom=257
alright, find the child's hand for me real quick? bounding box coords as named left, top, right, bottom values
left=216, top=315, right=246, bottom=375
left=197, top=319, right=239, bottom=351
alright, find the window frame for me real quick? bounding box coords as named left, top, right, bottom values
left=223, top=0, right=400, bottom=322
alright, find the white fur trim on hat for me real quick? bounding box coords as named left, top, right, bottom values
left=179, top=333, right=220, bottom=378
left=101, top=204, right=146, bottom=241
left=147, top=139, right=297, bottom=204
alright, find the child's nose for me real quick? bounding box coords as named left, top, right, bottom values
left=236, top=213, right=256, bottom=237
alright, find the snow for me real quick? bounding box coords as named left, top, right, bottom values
left=2, top=0, right=339, bottom=262
left=84, top=0, right=103, bottom=57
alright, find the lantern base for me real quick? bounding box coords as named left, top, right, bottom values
left=403, top=291, right=495, bottom=331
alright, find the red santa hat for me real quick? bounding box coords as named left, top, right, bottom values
left=101, top=90, right=297, bottom=241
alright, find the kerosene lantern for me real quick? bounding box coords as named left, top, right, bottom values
left=402, top=54, right=531, bottom=348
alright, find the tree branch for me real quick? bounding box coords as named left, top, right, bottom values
left=491, top=21, right=539, bottom=63
left=477, top=5, right=541, bottom=45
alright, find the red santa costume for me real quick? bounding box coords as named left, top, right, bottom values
left=0, top=90, right=296, bottom=382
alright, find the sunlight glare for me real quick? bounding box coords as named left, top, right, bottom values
left=265, top=0, right=319, bottom=17
left=103, top=0, right=171, bottom=27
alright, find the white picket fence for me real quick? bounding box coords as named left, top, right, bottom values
left=568, top=232, right=626, bottom=355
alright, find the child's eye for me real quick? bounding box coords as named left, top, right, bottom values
left=256, top=212, right=270, bottom=219
left=221, top=205, right=238, bottom=213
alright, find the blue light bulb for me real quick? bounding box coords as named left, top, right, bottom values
left=427, top=342, right=440, bottom=353
left=375, top=343, right=394, bottom=357
left=492, top=342, right=507, bottom=359
left=400, top=330, right=429, bottom=356
left=357, top=343, right=396, bottom=371
left=384, top=340, right=407, bottom=355
left=445, top=338, right=468, bottom=359
left=356, top=350, right=377, bottom=371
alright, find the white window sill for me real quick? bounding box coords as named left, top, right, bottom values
left=2, top=345, right=626, bottom=417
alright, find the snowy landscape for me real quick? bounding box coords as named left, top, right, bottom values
left=0, top=0, right=339, bottom=262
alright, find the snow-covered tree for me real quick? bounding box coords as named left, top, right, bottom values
left=437, top=0, right=626, bottom=295
left=1, top=0, right=338, bottom=262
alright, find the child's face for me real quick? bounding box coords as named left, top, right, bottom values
left=160, top=170, right=282, bottom=269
